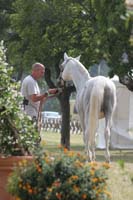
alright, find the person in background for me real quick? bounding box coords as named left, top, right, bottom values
left=21, top=62, right=57, bottom=122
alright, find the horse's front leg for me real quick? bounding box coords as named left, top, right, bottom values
left=78, top=106, right=85, bottom=140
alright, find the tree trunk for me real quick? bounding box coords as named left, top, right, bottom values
left=60, top=89, right=70, bottom=149
left=45, top=65, right=76, bottom=149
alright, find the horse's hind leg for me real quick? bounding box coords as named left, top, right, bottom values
left=104, top=116, right=111, bottom=162
left=84, top=131, right=92, bottom=162
left=85, top=93, right=99, bottom=162
left=85, top=130, right=96, bottom=162
left=103, top=84, right=116, bottom=162
left=84, top=116, right=97, bottom=162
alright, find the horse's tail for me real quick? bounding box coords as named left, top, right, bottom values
left=87, top=85, right=103, bottom=147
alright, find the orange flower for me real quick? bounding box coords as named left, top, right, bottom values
left=64, top=147, right=68, bottom=153
left=73, top=185, right=80, bottom=192
left=18, top=159, right=28, bottom=167
left=74, top=160, right=83, bottom=167
left=71, top=175, right=79, bottom=180
left=52, top=180, right=61, bottom=187
left=96, top=189, right=102, bottom=194
left=28, top=188, right=33, bottom=194
left=47, top=187, right=53, bottom=192
left=44, top=157, right=50, bottom=163
left=56, top=192, right=62, bottom=199
left=82, top=193, right=87, bottom=199
left=92, top=185, right=96, bottom=190
left=77, top=152, right=81, bottom=157
left=92, top=177, right=99, bottom=183
left=15, top=197, right=21, bottom=200
left=19, top=183, right=22, bottom=188
left=37, top=167, right=42, bottom=173
left=102, top=162, right=110, bottom=169
left=89, top=161, right=98, bottom=169
left=26, top=183, right=31, bottom=189
left=68, top=151, right=75, bottom=157
left=90, top=169, right=95, bottom=176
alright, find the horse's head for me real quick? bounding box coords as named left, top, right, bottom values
left=59, top=52, right=81, bottom=82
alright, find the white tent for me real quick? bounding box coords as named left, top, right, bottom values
left=97, top=76, right=133, bottom=149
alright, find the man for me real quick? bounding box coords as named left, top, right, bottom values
left=21, top=62, right=57, bottom=120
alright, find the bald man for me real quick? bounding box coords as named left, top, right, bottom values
left=21, top=62, right=57, bottom=119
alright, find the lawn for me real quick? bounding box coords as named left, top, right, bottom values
left=41, top=131, right=133, bottom=200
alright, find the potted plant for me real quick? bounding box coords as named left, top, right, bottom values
left=7, top=148, right=111, bottom=200
left=0, top=41, right=39, bottom=199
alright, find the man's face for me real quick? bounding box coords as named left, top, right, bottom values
left=35, top=66, right=45, bottom=79
left=37, top=67, right=45, bottom=78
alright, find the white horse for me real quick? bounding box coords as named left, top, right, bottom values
left=60, top=53, right=116, bottom=162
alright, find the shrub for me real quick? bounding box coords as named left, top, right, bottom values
left=7, top=148, right=111, bottom=200
left=0, top=41, right=39, bottom=156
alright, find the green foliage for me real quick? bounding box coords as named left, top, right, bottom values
left=4, top=0, right=132, bottom=80
left=7, top=148, right=111, bottom=200
left=0, top=0, right=15, bottom=41
left=0, top=41, right=39, bottom=155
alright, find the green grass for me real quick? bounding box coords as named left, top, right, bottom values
left=41, top=131, right=133, bottom=200
left=41, top=132, right=133, bottom=162
left=41, top=131, right=84, bottom=151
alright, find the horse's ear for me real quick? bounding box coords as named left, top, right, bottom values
left=64, top=52, right=69, bottom=60
left=75, top=55, right=81, bottom=61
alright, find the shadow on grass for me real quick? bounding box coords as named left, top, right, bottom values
left=94, top=149, right=133, bottom=163
left=69, top=144, right=133, bottom=163
left=44, top=143, right=133, bottom=163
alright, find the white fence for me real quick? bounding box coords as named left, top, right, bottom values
left=41, top=118, right=82, bottom=134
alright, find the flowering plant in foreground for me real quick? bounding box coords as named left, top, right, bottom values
left=7, top=148, right=111, bottom=200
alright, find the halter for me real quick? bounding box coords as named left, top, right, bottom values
left=59, top=58, right=73, bottom=85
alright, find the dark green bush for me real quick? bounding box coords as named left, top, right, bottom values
left=0, top=41, right=39, bottom=156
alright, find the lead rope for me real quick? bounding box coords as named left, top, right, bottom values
left=37, top=88, right=63, bottom=138
left=37, top=100, right=45, bottom=134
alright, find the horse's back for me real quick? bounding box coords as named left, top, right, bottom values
left=86, top=76, right=116, bottom=98
left=89, top=76, right=116, bottom=117
left=80, top=76, right=116, bottom=117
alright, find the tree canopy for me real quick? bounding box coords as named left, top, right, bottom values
left=1, top=0, right=132, bottom=83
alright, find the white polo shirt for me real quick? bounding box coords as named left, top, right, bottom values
left=21, top=75, right=40, bottom=118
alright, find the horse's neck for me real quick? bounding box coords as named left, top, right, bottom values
left=71, top=68, right=90, bottom=92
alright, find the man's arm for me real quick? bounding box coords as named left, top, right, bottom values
left=30, top=93, right=48, bottom=102
left=30, top=88, right=58, bottom=102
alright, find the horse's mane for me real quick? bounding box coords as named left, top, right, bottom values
left=72, top=58, right=90, bottom=78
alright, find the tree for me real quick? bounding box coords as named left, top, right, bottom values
left=90, top=0, right=133, bottom=90
left=0, top=0, right=16, bottom=41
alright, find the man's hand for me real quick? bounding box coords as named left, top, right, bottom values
left=43, top=92, right=49, bottom=97
left=48, top=88, right=58, bottom=94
